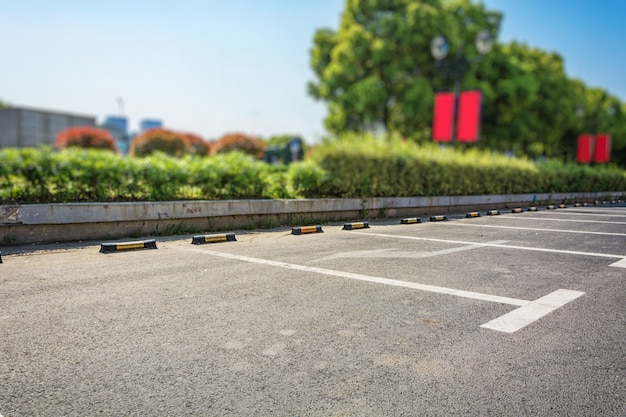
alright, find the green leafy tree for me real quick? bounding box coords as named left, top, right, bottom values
left=308, top=0, right=626, bottom=166
left=308, top=0, right=501, bottom=141
left=574, top=86, right=625, bottom=165
left=472, top=42, right=577, bottom=158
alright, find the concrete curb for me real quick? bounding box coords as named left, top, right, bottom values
left=1, top=191, right=623, bottom=245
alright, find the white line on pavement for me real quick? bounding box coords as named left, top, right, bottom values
left=497, top=217, right=625, bottom=225
left=480, top=289, right=585, bottom=333
left=609, top=258, right=626, bottom=269
left=179, top=246, right=530, bottom=306
left=311, top=240, right=509, bottom=262
left=352, top=232, right=625, bottom=261
left=540, top=209, right=626, bottom=218
left=441, top=222, right=626, bottom=237
left=175, top=246, right=584, bottom=333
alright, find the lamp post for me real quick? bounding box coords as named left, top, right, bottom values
left=431, top=30, right=493, bottom=95
left=430, top=30, right=493, bottom=143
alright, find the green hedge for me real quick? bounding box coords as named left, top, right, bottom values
left=1, top=138, right=625, bottom=204
left=308, top=135, right=626, bottom=197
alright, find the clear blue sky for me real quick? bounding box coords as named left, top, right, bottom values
left=1, top=0, right=624, bottom=143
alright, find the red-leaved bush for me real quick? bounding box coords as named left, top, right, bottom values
left=55, top=126, right=118, bottom=152
left=130, top=128, right=210, bottom=157
left=184, top=132, right=211, bottom=156
left=212, top=133, right=265, bottom=159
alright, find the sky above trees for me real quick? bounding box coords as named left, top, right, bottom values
left=1, top=0, right=624, bottom=143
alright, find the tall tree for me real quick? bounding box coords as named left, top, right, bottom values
left=308, top=0, right=501, bottom=141
left=472, top=42, right=578, bottom=158
left=309, top=0, right=626, bottom=166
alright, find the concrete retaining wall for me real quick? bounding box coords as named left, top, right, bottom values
left=1, top=192, right=622, bottom=245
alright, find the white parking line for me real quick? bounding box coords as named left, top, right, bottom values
left=312, top=240, right=509, bottom=262
left=352, top=232, right=625, bottom=262
left=498, top=217, right=626, bottom=225
left=609, top=258, right=626, bottom=269
left=175, top=246, right=584, bottom=333
left=480, top=289, right=585, bottom=333
left=541, top=210, right=626, bottom=218
left=180, top=246, right=529, bottom=306
left=442, top=222, right=626, bottom=237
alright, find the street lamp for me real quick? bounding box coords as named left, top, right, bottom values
left=431, top=30, right=493, bottom=90
left=431, top=30, right=493, bottom=143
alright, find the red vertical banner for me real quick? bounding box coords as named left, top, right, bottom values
left=432, top=92, right=455, bottom=142
left=577, top=134, right=594, bottom=163
left=456, top=90, right=482, bottom=142
left=594, top=134, right=611, bottom=163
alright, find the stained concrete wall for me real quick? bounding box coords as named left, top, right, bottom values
left=0, top=192, right=622, bottom=245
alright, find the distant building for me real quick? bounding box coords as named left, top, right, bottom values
left=103, top=116, right=128, bottom=135
left=0, top=106, right=95, bottom=148
left=101, top=115, right=129, bottom=154
left=140, top=119, right=163, bottom=133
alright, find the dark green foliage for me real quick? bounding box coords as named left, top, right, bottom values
left=309, top=0, right=626, bottom=165
left=306, top=134, right=625, bottom=197
left=0, top=148, right=278, bottom=203
left=1, top=140, right=624, bottom=205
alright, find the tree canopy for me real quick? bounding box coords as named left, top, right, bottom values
left=309, top=0, right=626, bottom=165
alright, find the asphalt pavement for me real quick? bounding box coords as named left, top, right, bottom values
left=1, top=203, right=625, bottom=416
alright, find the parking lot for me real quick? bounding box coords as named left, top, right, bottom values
left=1, top=203, right=625, bottom=416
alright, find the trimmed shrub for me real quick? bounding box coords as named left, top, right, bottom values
left=287, top=160, right=331, bottom=198
left=184, top=132, right=212, bottom=156
left=130, top=128, right=190, bottom=157
left=55, top=126, right=118, bottom=152
left=307, top=133, right=625, bottom=198
left=1, top=138, right=624, bottom=205
left=130, top=129, right=211, bottom=157
left=212, top=133, right=266, bottom=159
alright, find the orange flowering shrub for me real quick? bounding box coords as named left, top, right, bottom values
left=55, top=126, right=118, bottom=152
left=212, top=133, right=265, bottom=159
left=130, top=128, right=210, bottom=157
left=184, top=132, right=211, bottom=156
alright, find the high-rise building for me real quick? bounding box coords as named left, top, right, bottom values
left=103, top=116, right=128, bottom=135
left=140, top=119, right=163, bottom=133
left=101, top=116, right=129, bottom=153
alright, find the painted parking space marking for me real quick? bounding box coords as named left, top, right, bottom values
left=441, top=222, right=626, bottom=237
left=539, top=209, right=626, bottom=218
left=175, top=246, right=584, bottom=333
left=480, top=289, right=585, bottom=333
left=352, top=232, right=625, bottom=263
left=609, top=258, right=626, bottom=269
left=496, top=217, right=626, bottom=225
left=311, top=240, right=509, bottom=262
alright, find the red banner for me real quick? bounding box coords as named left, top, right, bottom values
left=594, top=134, right=611, bottom=163
left=577, top=134, right=594, bottom=163
left=432, top=92, right=455, bottom=142
left=456, top=91, right=482, bottom=142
